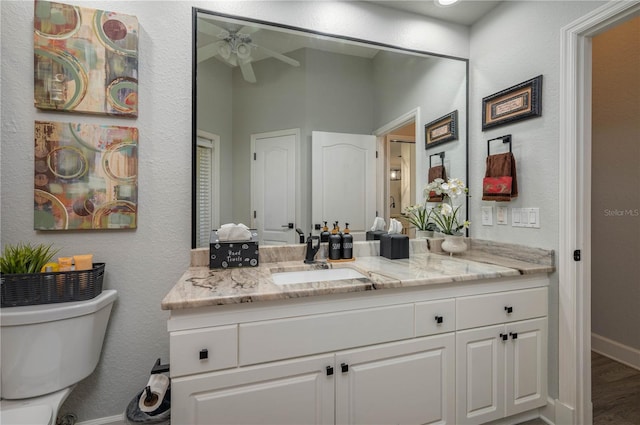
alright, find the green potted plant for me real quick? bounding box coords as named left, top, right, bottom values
left=0, top=242, right=59, bottom=274
left=403, top=201, right=439, bottom=237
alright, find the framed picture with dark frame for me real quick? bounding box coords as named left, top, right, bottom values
left=425, top=110, right=458, bottom=149
left=482, top=75, right=542, bottom=130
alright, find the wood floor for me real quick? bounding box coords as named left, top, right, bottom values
left=591, top=351, right=640, bottom=424
left=517, top=351, right=640, bottom=425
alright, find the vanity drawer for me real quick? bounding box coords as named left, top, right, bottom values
left=170, top=325, right=238, bottom=378
left=456, top=287, right=547, bottom=330
left=238, top=304, right=414, bottom=365
left=415, top=298, right=455, bottom=336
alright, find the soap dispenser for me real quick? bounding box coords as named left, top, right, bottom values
left=329, top=223, right=342, bottom=260
left=342, top=223, right=353, bottom=259
left=320, top=221, right=331, bottom=243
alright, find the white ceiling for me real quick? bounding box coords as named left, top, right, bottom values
left=371, top=0, right=502, bottom=26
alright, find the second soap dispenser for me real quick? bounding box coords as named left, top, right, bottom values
left=328, top=223, right=342, bottom=260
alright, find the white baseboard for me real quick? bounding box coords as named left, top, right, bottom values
left=76, top=413, right=125, bottom=425
left=592, top=333, right=640, bottom=371
left=539, top=396, right=556, bottom=424
left=554, top=398, right=574, bottom=425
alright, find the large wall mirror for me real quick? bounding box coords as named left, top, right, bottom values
left=192, top=8, right=468, bottom=248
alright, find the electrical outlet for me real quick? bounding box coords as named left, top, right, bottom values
left=482, top=206, right=493, bottom=225
left=496, top=206, right=508, bottom=225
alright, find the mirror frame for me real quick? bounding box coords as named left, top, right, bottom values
left=191, top=7, right=469, bottom=248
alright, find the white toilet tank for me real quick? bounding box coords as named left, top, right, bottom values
left=0, top=290, right=117, bottom=400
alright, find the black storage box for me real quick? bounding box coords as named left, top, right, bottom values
left=210, top=230, right=259, bottom=269
left=380, top=233, right=409, bottom=260
left=366, top=230, right=387, bottom=240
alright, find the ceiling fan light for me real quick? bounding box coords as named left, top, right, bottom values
left=236, top=43, right=251, bottom=60
left=217, top=41, right=231, bottom=60
left=435, top=0, right=459, bottom=6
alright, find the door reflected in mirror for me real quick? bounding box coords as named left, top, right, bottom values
left=193, top=8, right=468, bottom=247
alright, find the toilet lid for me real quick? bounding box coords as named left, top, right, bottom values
left=0, top=405, right=53, bottom=425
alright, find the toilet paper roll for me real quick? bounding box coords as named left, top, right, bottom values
left=138, top=373, right=170, bottom=413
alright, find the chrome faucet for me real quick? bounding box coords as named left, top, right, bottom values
left=304, top=234, right=321, bottom=264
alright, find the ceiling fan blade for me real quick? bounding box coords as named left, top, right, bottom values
left=256, top=45, right=301, bottom=67
left=238, top=25, right=261, bottom=36
left=197, top=19, right=228, bottom=38
left=197, top=42, right=220, bottom=64
left=239, top=60, right=257, bottom=83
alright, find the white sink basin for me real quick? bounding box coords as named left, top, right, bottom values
left=271, top=268, right=366, bottom=285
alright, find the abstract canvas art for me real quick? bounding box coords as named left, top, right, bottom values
left=34, top=121, right=138, bottom=230
left=34, top=0, right=139, bottom=117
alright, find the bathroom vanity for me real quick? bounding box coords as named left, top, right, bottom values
left=163, top=241, right=553, bottom=425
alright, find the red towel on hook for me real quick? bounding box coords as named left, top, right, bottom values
left=427, top=165, right=447, bottom=202
left=482, top=152, right=518, bottom=201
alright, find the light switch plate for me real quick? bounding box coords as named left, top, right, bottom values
left=496, top=206, right=508, bottom=225
left=482, top=206, right=493, bottom=225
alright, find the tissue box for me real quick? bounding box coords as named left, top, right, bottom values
left=210, top=230, right=259, bottom=269
left=380, top=234, right=409, bottom=259
left=366, top=230, right=387, bottom=240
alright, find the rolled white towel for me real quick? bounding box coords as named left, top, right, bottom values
left=370, top=217, right=386, bottom=232
left=217, top=223, right=252, bottom=241
left=388, top=218, right=403, bottom=234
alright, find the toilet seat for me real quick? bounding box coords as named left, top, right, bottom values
left=0, top=404, right=53, bottom=425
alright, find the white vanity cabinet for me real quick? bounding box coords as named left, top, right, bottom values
left=455, top=288, right=548, bottom=425
left=168, top=278, right=548, bottom=425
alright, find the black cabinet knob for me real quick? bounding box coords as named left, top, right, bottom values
left=435, top=315, right=444, bottom=324
left=500, top=333, right=508, bottom=341
left=341, top=363, right=349, bottom=373
left=199, top=349, right=208, bottom=360
left=504, top=306, right=513, bottom=314
left=510, top=332, right=518, bottom=340
left=326, top=366, right=334, bottom=376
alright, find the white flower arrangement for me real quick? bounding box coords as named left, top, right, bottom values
left=424, top=178, right=470, bottom=235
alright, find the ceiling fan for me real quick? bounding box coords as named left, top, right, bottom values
left=197, top=19, right=301, bottom=83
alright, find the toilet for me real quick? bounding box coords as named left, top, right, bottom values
left=0, top=289, right=118, bottom=425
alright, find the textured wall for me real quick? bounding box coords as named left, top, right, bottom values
left=1, top=1, right=192, bottom=420
left=0, top=1, right=467, bottom=421
left=591, top=16, right=640, bottom=350
left=468, top=0, right=606, bottom=399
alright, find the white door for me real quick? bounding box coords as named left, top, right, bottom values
left=171, top=354, right=335, bottom=424
left=251, top=129, right=299, bottom=245
left=506, top=318, right=548, bottom=417
left=456, top=324, right=506, bottom=425
left=335, top=334, right=455, bottom=425
left=312, top=131, right=377, bottom=240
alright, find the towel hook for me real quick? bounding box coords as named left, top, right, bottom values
left=487, top=134, right=512, bottom=156
left=429, top=151, right=445, bottom=168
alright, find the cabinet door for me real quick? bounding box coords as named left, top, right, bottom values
left=171, top=354, right=334, bottom=425
left=456, top=324, right=506, bottom=425
left=505, top=317, right=548, bottom=416
left=335, top=334, right=455, bottom=425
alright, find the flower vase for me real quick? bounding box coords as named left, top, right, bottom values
left=441, top=235, right=467, bottom=255
left=415, top=230, right=434, bottom=239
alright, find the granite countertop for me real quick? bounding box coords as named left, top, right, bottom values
left=161, top=240, right=554, bottom=310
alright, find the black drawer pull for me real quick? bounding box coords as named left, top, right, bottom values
left=500, top=333, right=508, bottom=341
left=326, top=366, right=334, bottom=376
left=504, top=306, right=513, bottom=314
left=199, top=349, right=208, bottom=360
left=341, top=363, right=349, bottom=373
left=510, top=332, right=518, bottom=340
left=435, top=315, right=444, bottom=324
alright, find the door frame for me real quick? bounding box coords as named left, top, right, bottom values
left=250, top=128, right=301, bottom=244
left=558, top=2, right=640, bottom=424
left=374, top=108, right=421, bottom=223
